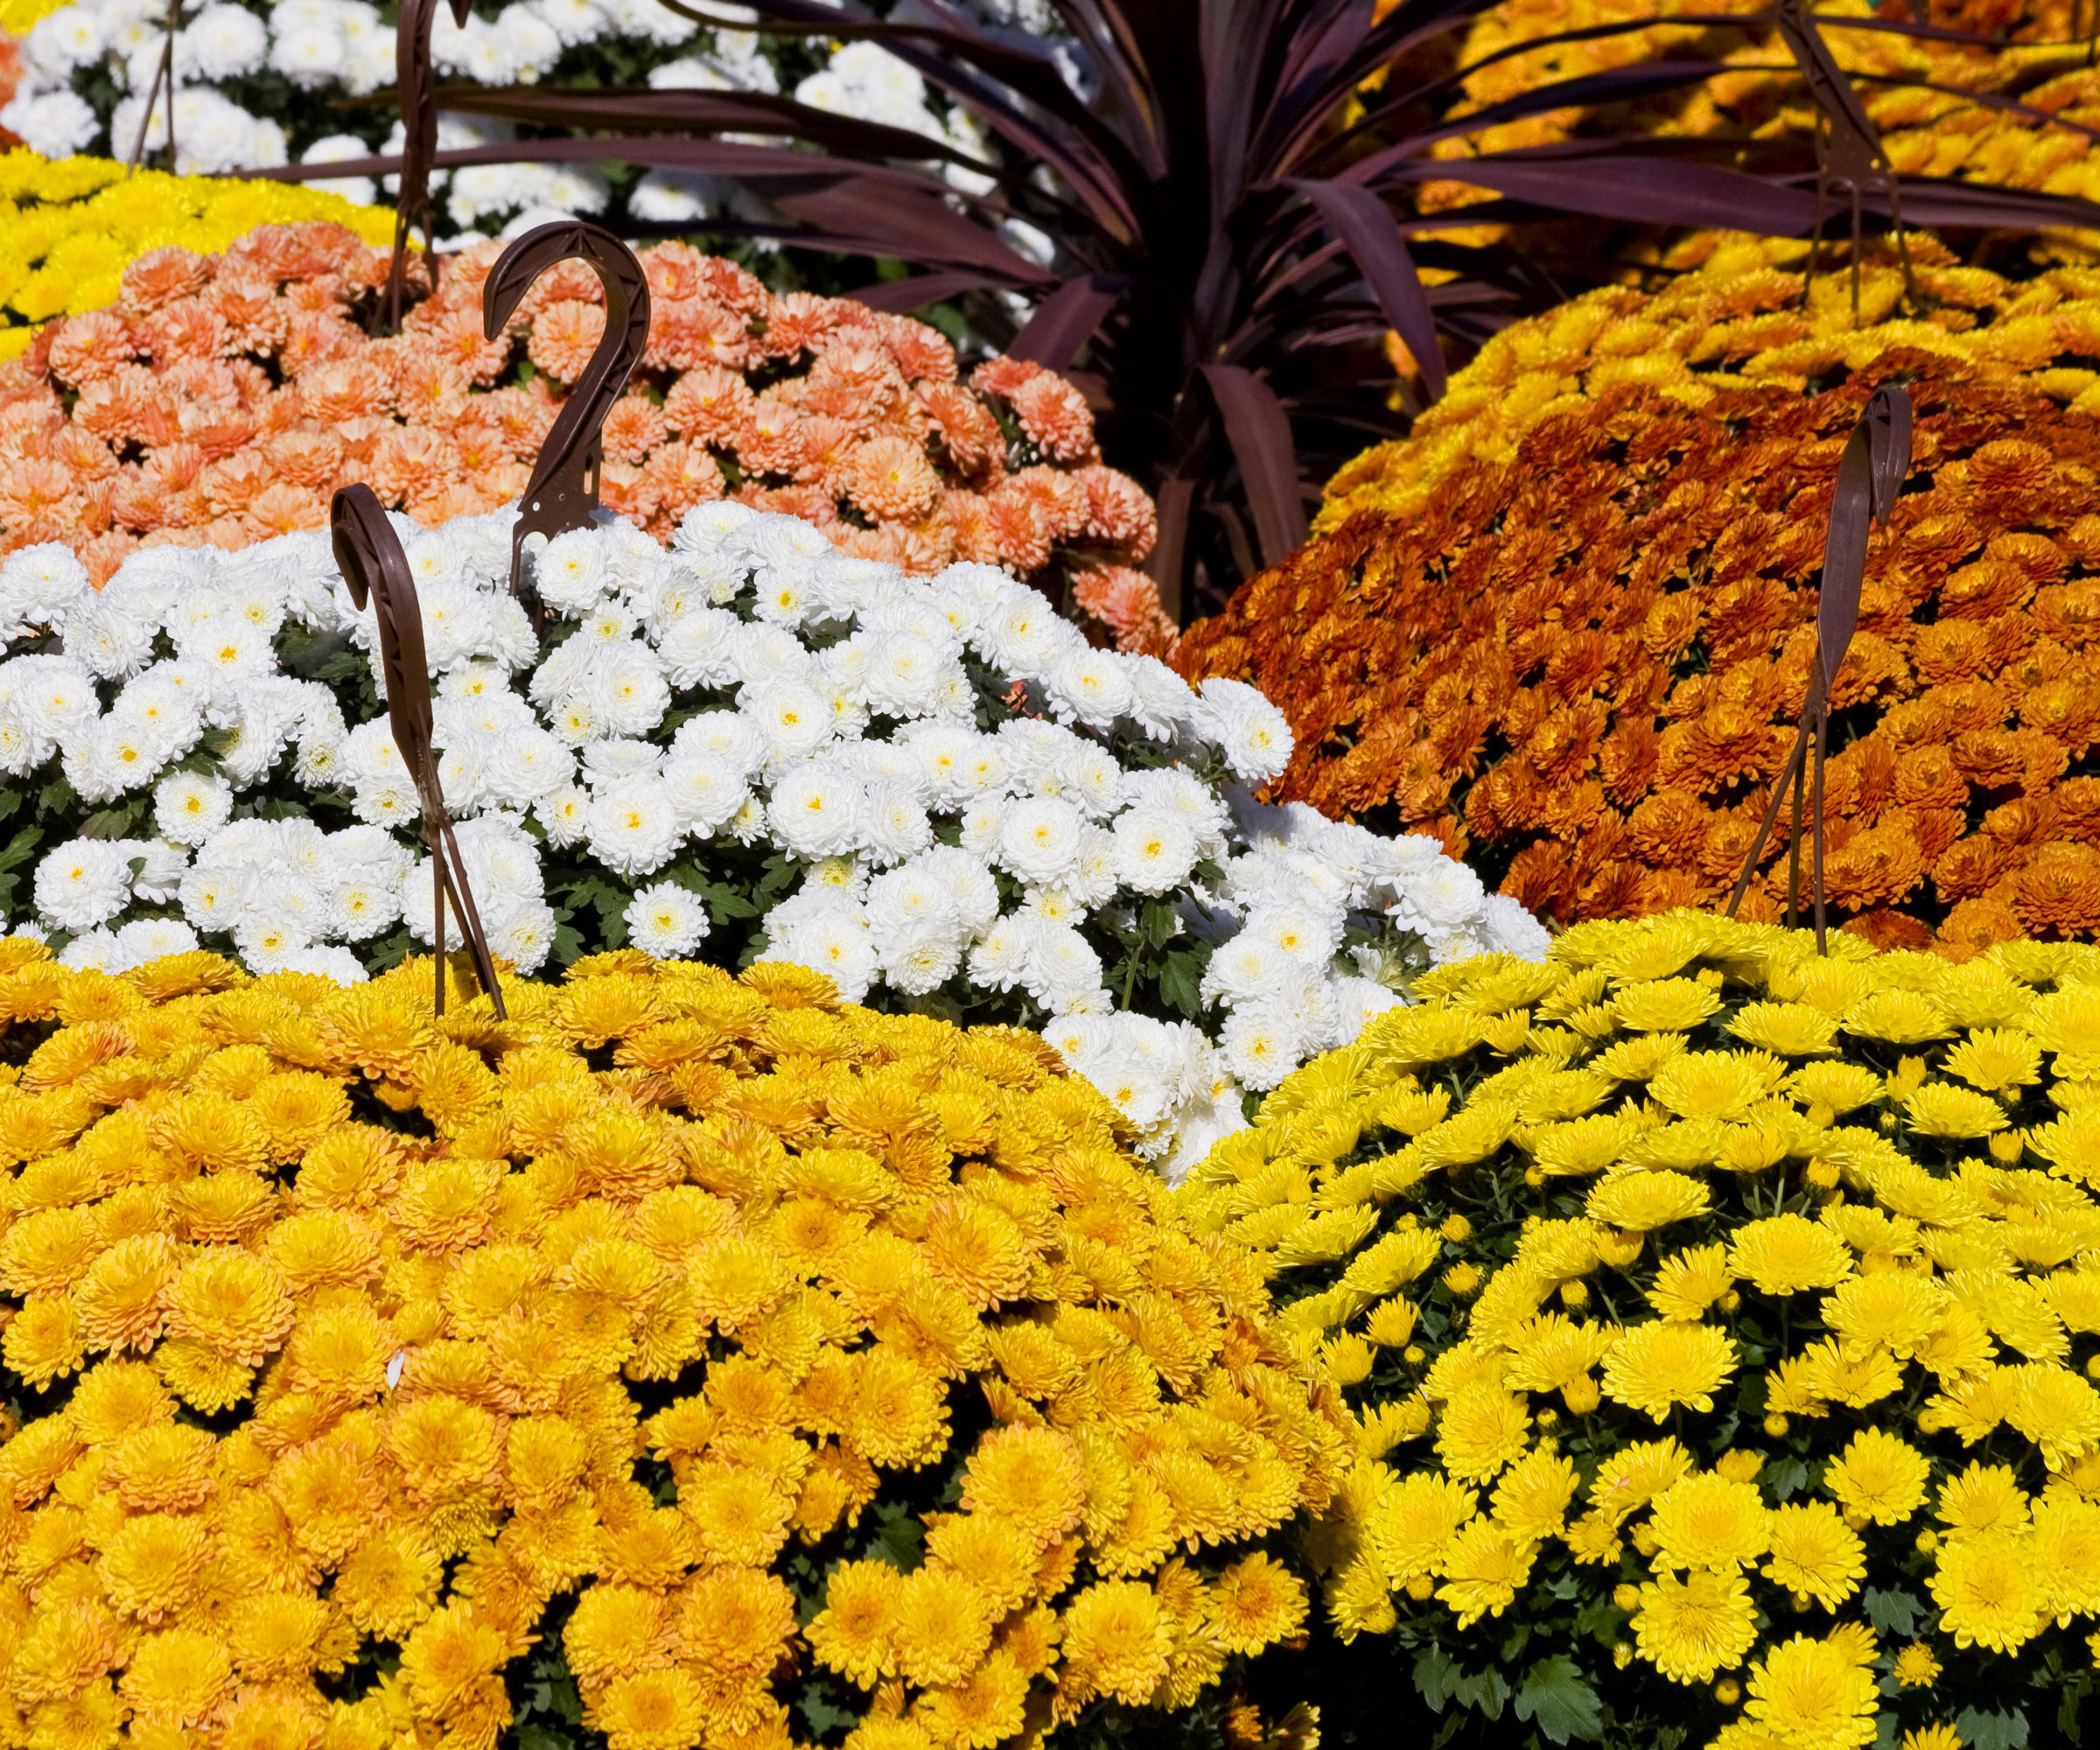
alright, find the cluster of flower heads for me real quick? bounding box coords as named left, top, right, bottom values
left=0, top=149, right=389, bottom=352
left=0, top=0, right=1041, bottom=239
left=1414, top=0, right=2100, bottom=269
left=1181, top=909, right=2100, bottom=1750
left=0, top=217, right=1162, bottom=625
left=0, top=941, right=1354, bottom=1747
left=0, top=491, right=1543, bottom=1166
left=1178, top=237, right=2100, bottom=956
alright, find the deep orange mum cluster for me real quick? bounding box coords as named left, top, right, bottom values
left=1176, top=237, right=2100, bottom=958
left=0, top=221, right=1158, bottom=603
left=0, top=939, right=1348, bottom=1748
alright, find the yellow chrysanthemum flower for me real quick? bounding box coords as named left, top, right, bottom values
left=1824, top=1429, right=1932, bottom=1527
left=1631, top=1567, right=1758, bottom=1684
left=1602, top=1323, right=1738, bottom=1422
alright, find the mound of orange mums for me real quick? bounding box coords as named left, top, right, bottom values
left=1176, top=234, right=2100, bottom=958
left=0, top=220, right=1160, bottom=620
left=0, top=937, right=1348, bottom=1749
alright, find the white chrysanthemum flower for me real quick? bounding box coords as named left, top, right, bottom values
left=625, top=881, right=711, bottom=959
left=1112, top=811, right=1199, bottom=897
left=1219, top=1004, right=1306, bottom=1092
left=998, top=796, right=1085, bottom=886
left=766, top=761, right=865, bottom=859
left=585, top=779, right=685, bottom=876
left=34, top=840, right=134, bottom=932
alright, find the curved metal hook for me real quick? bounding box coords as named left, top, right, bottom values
left=330, top=483, right=508, bottom=1019
left=382, top=0, right=476, bottom=330
left=482, top=220, right=652, bottom=597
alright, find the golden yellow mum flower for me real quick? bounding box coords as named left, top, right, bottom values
left=1821, top=1272, right=1948, bottom=1363
left=918, top=1650, right=1032, bottom=1750
left=1206, top=1553, right=1309, bottom=1655
left=119, top=1627, right=233, bottom=1726
left=1366, top=1471, right=1477, bottom=1583
left=808, top=1560, right=905, bottom=1688
left=164, top=1248, right=292, bottom=1368
left=3, top=1294, right=83, bottom=1388
left=98, top=1512, right=209, bottom=1625
left=961, top=1424, right=1088, bottom=1550
left=1434, top=1518, right=1536, bottom=1628
left=2005, top=1361, right=2100, bottom=1470
left=1890, top=1643, right=1941, bottom=1689
left=1061, top=1578, right=1174, bottom=1705
left=1491, top=1447, right=1579, bottom=1544
left=1646, top=1244, right=1732, bottom=1322
left=1650, top=1051, right=1784, bottom=1122
left=563, top=1584, right=671, bottom=1689
left=1934, top=1463, right=2029, bottom=1538
left=1602, top=1323, right=1737, bottom=1421
left=1727, top=1003, right=1839, bottom=1059
left=1760, top=1502, right=1866, bottom=1613
left=2034, top=1493, right=2100, bottom=1621
left=1612, top=980, right=1721, bottom=1033
left=1824, top=1429, right=1931, bottom=1527
left=1728, top=1214, right=1854, bottom=1298
left=1902, top=1082, right=2010, bottom=1139
left=587, top=1667, right=708, bottom=1750
left=1586, top=1170, right=1711, bottom=1233
left=1928, top=1531, right=2041, bottom=1654
left=1940, top=1029, right=2043, bottom=1096
left=1630, top=1567, right=1757, bottom=1684
left=1743, top=1633, right=1880, bottom=1750
left=1434, top=1383, right=1530, bottom=1484
left=1647, top=1473, right=1770, bottom=1572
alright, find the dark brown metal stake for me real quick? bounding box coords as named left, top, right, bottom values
left=382, top=0, right=474, bottom=330
left=1775, top=0, right=1921, bottom=319
left=125, top=0, right=181, bottom=174
left=1726, top=385, right=1913, bottom=952
left=482, top=220, right=651, bottom=598
left=330, top=483, right=508, bottom=1018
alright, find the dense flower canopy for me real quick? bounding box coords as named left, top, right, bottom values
left=0, top=211, right=1159, bottom=633
left=1177, top=236, right=2100, bottom=956
left=1418, top=0, right=2100, bottom=266
left=1181, top=910, right=2100, bottom=1750
left=0, top=939, right=1353, bottom=1747
left=0, top=148, right=390, bottom=346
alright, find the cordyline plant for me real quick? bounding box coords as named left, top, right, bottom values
left=275, top=0, right=2100, bottom=621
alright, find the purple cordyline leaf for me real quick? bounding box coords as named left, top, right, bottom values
left=767, top=177, right=1059, bottom=280
left=1371, top=150, right=1818, bottom=232
left=1285, top=178, right=1445, bottom=399
left=846, top=270, right=1019, bottom=313
left=1873, top=176, right=2100, bottom=230
left=1010, top=275, right=1131, bottom=373
left=1398, top=60, right=1736, bottom=155
left=1199, top=363, right=1307, bottom=568
left=430, top=85, right=997, bottom=168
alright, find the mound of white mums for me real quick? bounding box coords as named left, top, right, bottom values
left=0, top=500, right=1543, bottom=1173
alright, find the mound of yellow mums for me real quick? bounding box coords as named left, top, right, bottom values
left=0, top=939, right=1350, bottom=1749
left=1182, top=911, right=2100, bottom=1750
left=0, top=150, right=389, bottom=352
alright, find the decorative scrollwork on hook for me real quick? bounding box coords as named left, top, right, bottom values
left=481, top=220, right=651, bottom=598
left=330, top=482, right=508, bottom=1018
left=1726, top=384, right=1913, bottom=953
left=382, top=0, right=475, bottom=331
left=1774, top=0, right=1922, bottom=320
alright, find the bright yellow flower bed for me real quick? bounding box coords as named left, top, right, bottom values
left=1183, top=911, right=2100, bottom=1750
left=0, top=150, right=390, bottom=356
left=0, top=942, right=1349, bottom=1748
